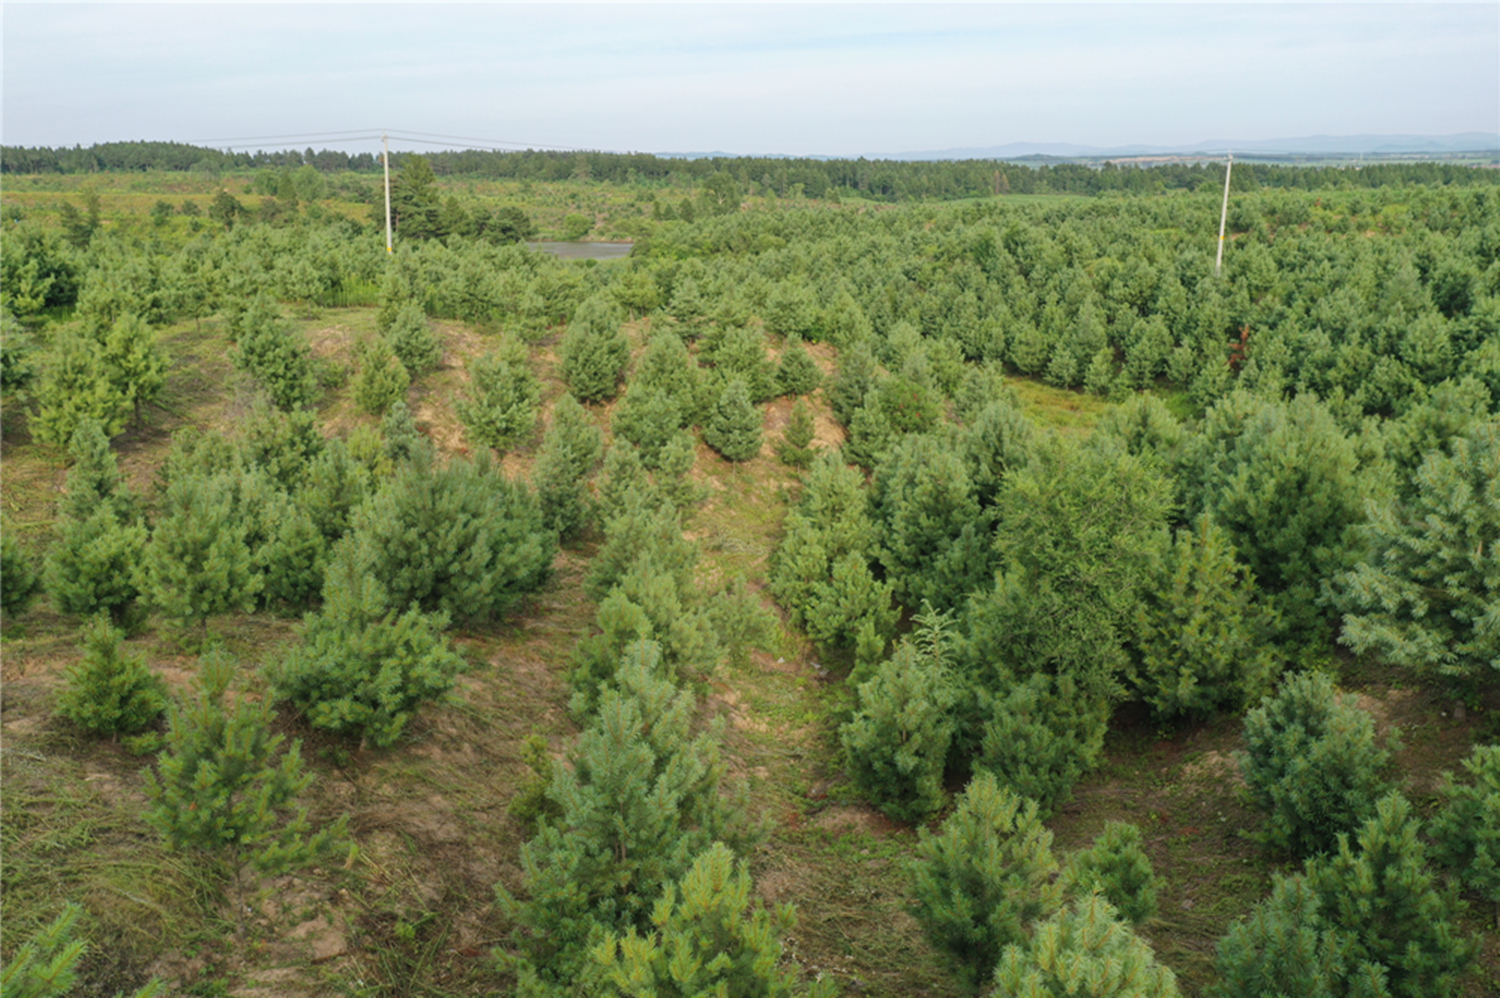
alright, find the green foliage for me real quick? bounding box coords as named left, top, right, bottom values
left=144, top=651, right=346, bottom=919
left=595, top=442, right=661, bottom=527
left=709, top=326, right=778, bottom=403
left=962, top=399, right=1035, bottom=508
left=1063, top=822, right=1159, bottom=926
left=230, top=294, right=318, bottom=411
left=0, top=902, right=162, bottom=998
left=590, top=842, right=832, bottom=998
left=560, top=295, right=629, bottom=403
left=1215, top=794, right=1474, bottom=998
left=343, top=449, right=555, bottom=623
left=976, top=671, right=1111, bottom=817
left=706, top=574, right=777, bottom=671
left=909, top=770, right=1064, bottom=990
left=1240, top=671, right=1395, bottom=857
left=654, top=431, right=704, bottom=511
left=842, top=605, right=961, bottom=821
left=1429, top=743, right=1500, bottom=903
left=585, top=495, right=696, bottom=603
left=55, top=616, right=166, bottom=739
left=532, top=393, right=604, bottom=539
left=385, top=301, right=443, bottom=376
left=380, top=400, right=422, bottom=467
left=612, top=387, right=683, bottom=468
left=704, top=377, right=763, bottom=462
left=775, top=397, right=817, bottom=468
left=458, top=345, right=540, bottom=453
left=2, top=527, right=43, bottom=618
left=136, top=472, right=261, bottom=632
left=269, top=547, right=463, bottom=747
left=1338, top=422, right=1500, bottom=684
left=501, top=643, right=743, bottom=986
left=776, top=336, right=823, bottom=397
left=351, top=335, right=410, bottom=415
left=1131, top=515, right=1280, bottom=722
left=100, top=314, right=169, bottom=426
left=631, top=331, right=704, bottom=424
left=830, top=339, right=879, bottom=426
left=30, top=329, right=132, bottom=446
left=991, top=894, right=1180, bottom=998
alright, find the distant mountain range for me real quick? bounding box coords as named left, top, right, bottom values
left=658, top=133, right=1500, bottom=162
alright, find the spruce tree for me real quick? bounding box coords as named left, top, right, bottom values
left=776, top=335, right=823, bottom=397
left=977, top=671, right=1111, bottom=817
left=909, top=771, right=1064, bottom=990
left=612, top=387, right=683, bottom=467
left=1429, top=744, right=1500, bottom=905
left=1240, top=671, right=1395, bottom=857
left=704, top=377, right=763, bottom=462
left=531, top=393, right=604, bottom=539
left=351, top=335, right=410, bottom=415
left=457, top=346, right=540, bottom=453
left=384, top=301, right=443, bottom=375
left=230, top=294, right=318, bottom=411
left=830, top=339, right=879, bottom=426
left=774, top=397, right=817, bottom=468
left=135, top=472, right=262, bottom=637
left=58, top=418, right=128, bottom=522
left=991, top=894, right=1180, bottom=998
left=55, top=615, right=167, bottom=740
left=591, top=843, right=834, bottom=998
left=560, top=295, right=629, bottom=403
left=143, top=650, right=345, bottom=934
left=655, top=431, right=704, bottom=511
left=1, top=527, right=42, bottom=619
left=1064, top=822, right=1160, bottom=926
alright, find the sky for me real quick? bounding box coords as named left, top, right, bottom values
left=3, top=3, right=1496, bottom=158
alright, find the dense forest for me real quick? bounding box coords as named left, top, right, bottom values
left=1, top=157, right=1497, bottom=998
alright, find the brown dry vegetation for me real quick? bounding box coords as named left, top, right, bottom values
left=3, top=304, right=1498, bottom=998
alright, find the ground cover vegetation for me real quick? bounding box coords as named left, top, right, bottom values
left=2, top=153, right=1498, bottom=997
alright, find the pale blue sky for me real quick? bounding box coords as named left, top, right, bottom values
left=3, top=3, right=1496, bottom=157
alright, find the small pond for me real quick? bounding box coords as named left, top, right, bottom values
left=527, top=241, right=634, bottom=261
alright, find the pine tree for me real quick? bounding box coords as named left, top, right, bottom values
left=590, top=843, right=834, bottom=998
left=1338, top=422, right=1499, bottom=684
left=1240, top=671, right=1395, bottom=857
left=1, top=527, right=43, bottom=619
left=54, top=615, right=167, bottom=740
left=560, top=295, right=629, bottom=403
left=991, top=894, right=1180, bottom=998
left=1132, top=515, right=1280, bottom=722
left=830, top=339, right=878, bottom=426
left=1064, top=822, right=1160, bottom=926
left=457, top=346, right=540, bottom=453
left=380, top=400, right=422, bottom=467
left=977, top=671, right=1111, bottom=816
left=1429, top=744, right=1500, bottom=905
left=230, top=294, right=318, bottom=411
left=655, top=431, right=704, bottom=511
left=0, top=903, right=162, bottom=998
left=1082, top=346, right=1117, bottom=398
left=705, top=378, right=763, bottom=462
left=632, top=331, right=704, bottom=424
left=59, top=415, right=126, bottom=524
left=135, top=472, right=262, bottom=637
left=102, top=313, right=169, bottom=427
left=30, top=329, right=132, bottom=446
left=709, top=326, right=778, bottom=402
left=532, top=393, right=604, bottom=539
left=842, top=604, right=960, bottom=822
left=351, top=335, right=410, bottom=415
left=500, top=643, right=745, bottom=986
left=909, top=771, right=1064, bottom=990
left=775, top=397, right=817, bottom=468
left=143, top=650, right=345, bottom=935
left=776, top=336, right=823, bottom=397
left=595, top=441, right=662, bottom=527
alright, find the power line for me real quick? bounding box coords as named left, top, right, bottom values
left=384, top=129, right=577, bottom=151
left=193, top=128, right=385, bottom=144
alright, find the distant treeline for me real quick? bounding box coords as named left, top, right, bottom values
left=4, top=140, right=1497, bottom=201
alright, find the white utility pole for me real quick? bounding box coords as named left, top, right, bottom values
left=1215, top=151, right=1233, bottom=275
left=383, top=132, right=393, bottom=254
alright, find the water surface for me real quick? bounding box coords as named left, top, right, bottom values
left=527, top=241, right=633, bottom=261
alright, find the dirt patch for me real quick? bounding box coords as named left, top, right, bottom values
left=1180, top=750, right=1244, bottom=788
left=811, top=805, right=902, bottom=836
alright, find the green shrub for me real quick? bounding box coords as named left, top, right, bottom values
left=1064, top=822, right=1159, bottom=925
left=385, top=301, right=443, bottom=375
left=704, top=378, right=763, bottom=462
left=457, top=346, right=540, bottom=453
left=909, top=771, right=1064, bottom=990
left=1429, top=743, right=1500, bottom=903
left=1240, top=671, right=1395, bottom=856
left=55, top=616, right=167, bottom=739
left=992, top=894, right=1179, bottom=998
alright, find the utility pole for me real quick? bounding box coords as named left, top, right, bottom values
left=1215, top=151, right=1232, bottom=275
left=383, top=132, right=393, bottom=254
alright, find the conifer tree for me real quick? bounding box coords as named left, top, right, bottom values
left=30, top=329, right=132, bottom=446
left=704, top=377, right=763, bottom=462
left=380, top=400, right=422, bottom=468
left=55, top=615, right=167, bottom=740
left=632, top=331, right=704, bottom=424
left=457, top=346, right=540, bottom=453
left=710, top=326, right=778, bottom=402
left=977, top=671, right=1111, bottom=816
left=0, top=902, right=162, bottom=998
left=910, top=771, right=1064, bottom=990
left=1, top=527, right=42, bottom=619
left=595, top=441, right=663, bottom=527
left=59, top=419, right=127, bottom=523
left=560, top=295, right=629, bottom=402
left=842, top=604, right=960, bottom=821
left=230, top=294, right=318, bottom=411
left=102, top=313, right=169, bottom=427
left=143, top=650, right=345, bottom=934
left=776, top=335, right=823, bottom=397
left=612, top=387, right=683, bottom=468
left=1240, top=671, right=1395, bottom=857
left=591, top=842, right=835, bottom=998
left=775, top=397, right=817, bottom=468
left=991, top=894, right=1180, bottom=998
left=135, top=472, right=262, bottom=637
left=500, top=643, right=744, bottom=986
left=829, top=338, right=878, bottom=426
left=1064, top=823, right=1160, bottom=926
left=532, top=393, right=604, bottom=539
left=585, top=494, right=696, bottom=603
left=384, top=301, right=443, bottom=375
left=1429, top=744, right=1500, bottom=905
left=655, top=431, right=704, bottom=511
left=351, top=335, right=410, bottom=415
left=1132, top=515, right=1280, bottom=722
